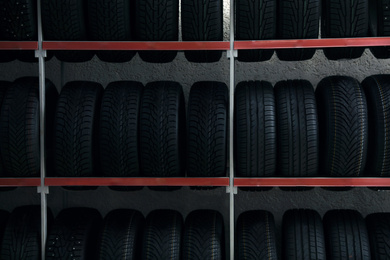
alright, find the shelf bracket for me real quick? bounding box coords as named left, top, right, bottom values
left=35, top=49, right=47, bottom=58
left=226, top=186, right=237, bottom=194
left=226, top=49, right=237, bottom=59
left=37, top=185, right=49, bottom=194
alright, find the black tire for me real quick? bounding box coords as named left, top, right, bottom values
left=236, top=210, right=278, bottom=260
left=0, top=51, right=17, bottom=63
left=274, top=80, right=319, bottom=177
left=181, top=0, right=223, bottom=63
left=46, top=208, right=102, bottom=259
left=277, top=0, right=320, bottom=61
left=182, top=210, right=225, bottom=260
left=139, top=81, right=185, bottom=177
left=53, top=81, right=103, bottom=177
left=0, top=209, right=9, bottom=247
left=142, top=210, right=182, bottom=260
left=234, top=81, right=277, bottom=177
left=316, top=76, right=368, bottom=177
left=369, top=0, right=390, bottom=58
left=366, top=213, right=390, bottom=259
left=41, top=0, right=94, bottom=62
left=0, top=77, right=58, bottom=177
left=362, top=75, right=390, bottom=176
left=16, top=51, right=53, bottom=63
left=99, top=81, right=142, bottom=177
left=97, top=209, right=144, bottom=260
left=0, top=0, right=37, bottom=40
left=135, top=0, right=178, bottom=63
left=324, top=210, right=371, bottom=260
left=0, top=81, right=10, bottom=177
left=322, top=0, right=368, bottom=60
left=1, top=205, right=53, bottom=260
left=235, top=0, right=276, bottom=62
left=187, top=82, right=228, bottom=177
left=88, top=0, right=136, bottom=63
left=283, top=209, right=326, bottom=260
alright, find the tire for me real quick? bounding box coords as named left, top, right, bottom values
left=16, top=51, right=53, bottom=63
left=322, top=0, right=368, bottom=60
left=181, top=0, right=223, bottom=63
left=182, top=210, right=225, bottom=260
left=0, top=81, right=10, bottom=177
left=41, top=0, right=94, bottom=62
left=362, top=75, right=390, bottom=176
left=234, top=81, right=277, bottom=177
left=283, top=209, right=326, bottom=260
left=53, top=81, right=103, bottom=177
left=0, top=51, right=17, bottom=63
left=316, top=76, right=368, bottom=177
left=1, top=205, right=53, bottom=260
left=135, top=0, right=179, bottom=63
left=88, top=0, right=136, bottom=63
left=0, top=0, right=37, bottom=40
left=277, top=0, right=320, bottom=61
left=274, top=80, right=319, bottom=177
left=142, top=210, right=182, bottom=260
left=0, top=77, right=58, bottom=177
left=187, top=81, right=228, bottom=177
left=235, top=0, right=276, bottom=62
left=99, top=81, right=142, bottom=177
left=139, top=81, right=185, bottom=177
left=366, top=213, right=390, bottom=259
left=369, top=0, right=390, bottom=58
left=236, top=210, right=278, bottom=260
left=97, top=209, right=144, bottom=260
left=324, top=210, right=371, bottom=260
left=46, top=208, right=102, bottom=259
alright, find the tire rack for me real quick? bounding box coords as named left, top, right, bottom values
left=1, top=0, right=390, bottom=259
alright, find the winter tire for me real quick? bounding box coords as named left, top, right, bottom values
left=366, top=213, right=390, bottom=259
left=369, top=0, right=390, bottom=58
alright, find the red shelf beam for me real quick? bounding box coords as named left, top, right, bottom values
left=0, top=41, right=38, bottom=50
left=235, top=37, right=390, bottom=50
left=0, top=178, right=41, bottom=187
left=42, top=41, right=230, bottom=51
left=234, top=178, right=390, bottom=187
left=45, top=177, right=230, bottom=187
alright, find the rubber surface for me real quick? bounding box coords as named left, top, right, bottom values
left=366, top=213, right=390, bottom=260
left=139, top=81, right=185, bottom=177
left=142, top=210, right=182, bottom=260
left=0, top=77, right=57, bottom=177
left=0, top=81, right=10, bottom=176
left=362, top=75, right=390, bottom=176
left=235, top=81, right=276, bottom=177
left=236, top=210, right=278, bottom=260
left=283, top=209, right=326, bottom=260
left=274, top=80, right=319, bottom=177
left=187, top=81, right=228, bottom=177
left=135, top=0, right=178, bottom=63
left=316, top=76, right=368, bottom=177
left=181, top=0, right=223, bottom=62
left=369, top=0, right=390, bottom=58
left=88, top=0, right=136, bottom=62
left=182, top=210, right=225, bottom=260
left=235, top=0, right=276, bottom=62
left=46, top=208, right=102, bottom=259
left=277, top=0, right=320, bottom=61
left=99, top=81, right=142, bottom=177
left=97, top=209, right=144, bottom=260
left=324, top=210, right=371, bottom=260
left=41, top=0, right=94, bottom=62
left=53, top=81, right=103, bottom=177
left=322, top=0, right=368, bottom=60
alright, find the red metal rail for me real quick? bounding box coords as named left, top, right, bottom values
left=42, top=41, right=230, bottom=51
left=45, top=177, right=230, bottom=187
left=235, top=37, right=390, bottom=50
left=0, top=178, right=41, bottom=187
left=234, top=178, right=390, bottom=187
left=0, top=41, right=38, bottom=50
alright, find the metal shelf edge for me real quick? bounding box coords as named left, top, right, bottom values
left=0, top=41, right=38, bottom=50
left=0, top=178, right=41, bottom=187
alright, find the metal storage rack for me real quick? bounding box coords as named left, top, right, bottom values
left=1, top=0, right=390, bottom=259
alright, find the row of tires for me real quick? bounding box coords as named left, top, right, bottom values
left=0, top=0, right=388, bottom=63
left=1, top=206, right=390, bottom=259
left=0, top=206, right=224, bottom=259
left=2, top=75, right=390, bottom=178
